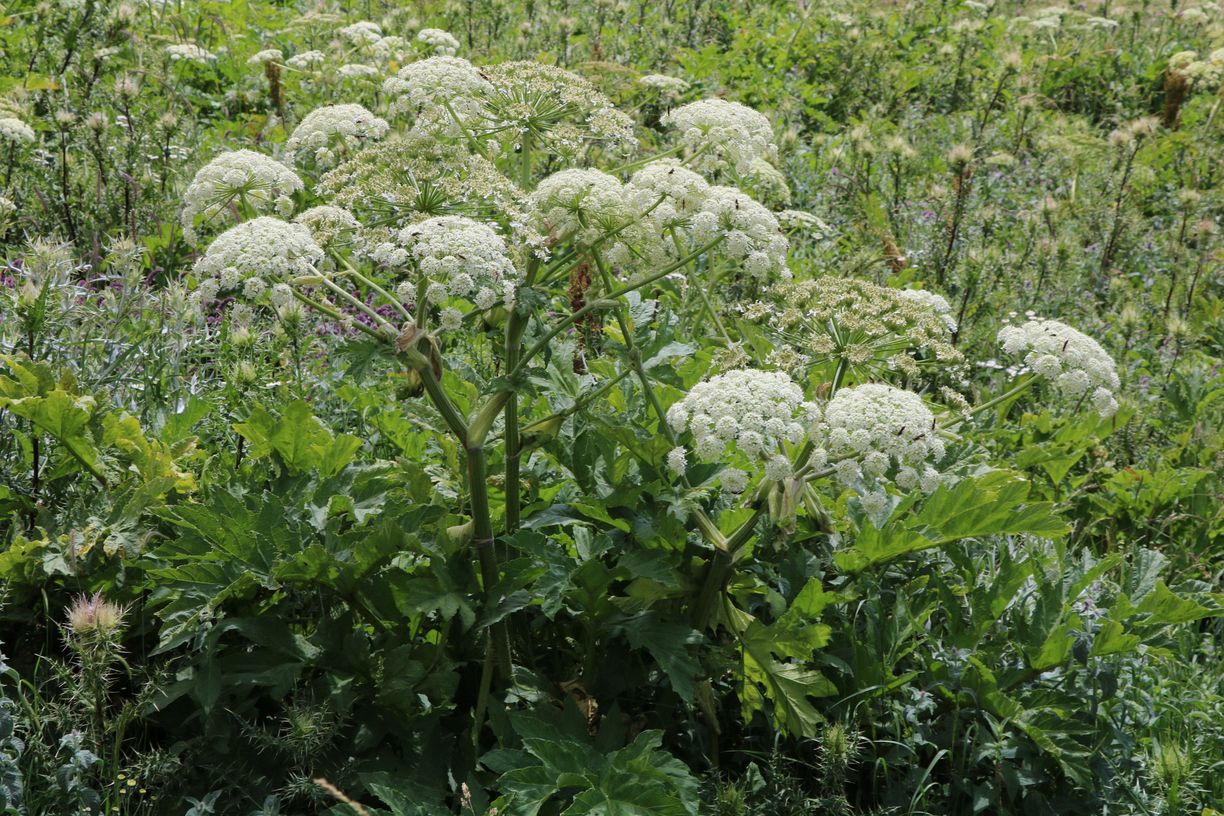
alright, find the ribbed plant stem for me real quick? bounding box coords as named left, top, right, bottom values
left=467, top=445, right=512, bottom=683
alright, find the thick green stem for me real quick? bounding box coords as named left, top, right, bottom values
left=689, top=549, right=734, bottom=629
left=689, top=360, right=849, bottom=629
left=417, top=364, right=470, bottom=444
left=943, top=374, right=1036, bottom=431
left=318, top=276, right=398, bottom=333
left=467, top=445, right=512, bottom=682
left=502, top=261, right=537, bottom=533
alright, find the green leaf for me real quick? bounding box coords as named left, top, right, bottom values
left=834, top=472, right=1067, bottom=572
left=1090, top=619, right=1141, bottom=657
left=492, top=725, right=699, bottom=816
left=0, top=386, right=105, bottom=484
left=234, top=400, right=363, bottom=476
left=619, top=612, right=702, bottom=702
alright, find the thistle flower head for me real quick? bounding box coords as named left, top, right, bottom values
left=181, top=150, right=303, bottom=242
left=661, top=99, right=776, bottom=176
left=997, top=318, right=1120, bottom=417
left=65, top=593, right=127, bottom=639
left=667, top=369, right=816, bottom=488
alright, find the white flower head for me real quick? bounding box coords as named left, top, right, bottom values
left=639, top=73, right=689, bottom=99
left=898, top=287, right=958, bottom=331
left=181, top=150, right=303, bottom=242
left=482, top=61, right=638, bottom=157
left=0, top=117, right=35, bottom=145
left=417, top=28, right=461, bottom=56
left=393, top=215, right=516, bottom=323
left=247, top=48, right=283, bottom=66
left=996, top=318, right=1120, bottom=417
left=337, top=63, right=379, bottom=79
left=666, top=446, right=687, bottom=475
left=690, top=186, right=789, bottom=280
left=668, top=369, right=815, bottom=483
left=813, top=383, right=944, bottom=492
left=661, top=99, right=776, bottom=175
left=625, top=159, right=710, bottom=234
left=286, top=104, right=389, bottom=169
left=529, top=169, right=630, bottom=243
left=193, top=217, right=323, bottom=304
left=382, top=56, right=491, bottom=134
left=286, top=50, right=325, bottom=70
left=293, top=205, right=362, bottom=251
left=166, top=43, right=215, bottom=64
left=338, top=21, right=383, bottom=45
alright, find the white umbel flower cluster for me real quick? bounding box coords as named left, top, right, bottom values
left=166, top=43, right=215, bottom=63
left=898, top=288, right=957, bottom=331
left=0, top=117, right=35, bottom=144
left=814, top=383, right=945, bottom=493
left=247, top=48, right=283, bottom=66
left=997, top=318, right=1121, bottom=417
left=293, top=205, right=362, bottom=251
left=337, top=21, right=383, bottom=46
left=529, top=169, right=630, bottom=243
left=661, top=99, right=776, bottom=175
left=286, top=104, right=390, bottom=168
left=383, top=57, right=491, bottom=133
left=776, top=210, right=832, bottom=237
left=381, top=216, right=516, bottom=316
left=1168, top=48, right=1224, bottom=89
left=193, top=217, right=323, bottom=305
left=338, top=64, right=379, bottom=80
left=181, top=150, right=303, bottom=242
left=690, top=186, right=789, bottom=279
left=667, top=369, right=816, bottom=488
left=286, top=50, right=325, bottom=70
left=638, top=74, right=689, bottom=98
left=417, top=28, right=461, bottom=56
left=626, top=159, right=710, bottom=231
left=482, top=62, right=637, bottom=155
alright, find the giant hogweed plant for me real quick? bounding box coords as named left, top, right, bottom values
left=0, top=6, right=1215, bottom=811
left=163, top=46, right=1202, bottom=798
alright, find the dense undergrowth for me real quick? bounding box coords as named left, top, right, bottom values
left=0, top=0, right=1222, bottom=814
